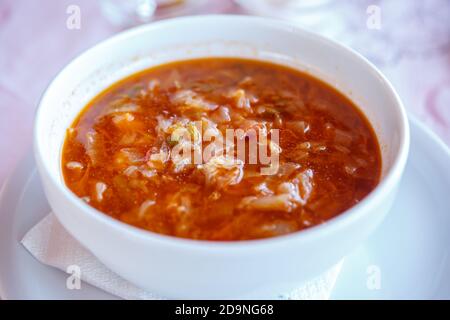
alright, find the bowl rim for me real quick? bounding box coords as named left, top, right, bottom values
left=34, top=14, right=410, bottom=253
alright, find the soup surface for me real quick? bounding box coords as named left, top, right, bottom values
left=62, top=58, right=381, bottom=240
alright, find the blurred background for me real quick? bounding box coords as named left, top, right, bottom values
left=0, top=0, right=449, bottom=186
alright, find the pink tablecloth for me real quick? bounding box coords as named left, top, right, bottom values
left=1, top=0, right=449, bottom=187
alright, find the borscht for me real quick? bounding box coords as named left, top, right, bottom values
left=62, top=58, right=381, bottom=240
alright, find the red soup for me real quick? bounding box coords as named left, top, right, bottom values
left=62, top=58, right=381, bottom=240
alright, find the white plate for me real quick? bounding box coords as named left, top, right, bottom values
left=0, top=116, right=449, bottom=300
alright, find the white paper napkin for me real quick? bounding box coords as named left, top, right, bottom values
left=21, top=213, right=343, bottom=300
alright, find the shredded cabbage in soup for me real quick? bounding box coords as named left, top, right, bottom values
left=62, top=58, right=381, bottom=240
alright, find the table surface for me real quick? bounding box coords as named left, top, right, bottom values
left=1, top=0, right=449, bottom=188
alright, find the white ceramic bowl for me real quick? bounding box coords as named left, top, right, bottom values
left=34, top=15, right=409, bottom=299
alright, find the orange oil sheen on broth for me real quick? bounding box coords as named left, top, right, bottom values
left=62, top=58, right=381, bottom=241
